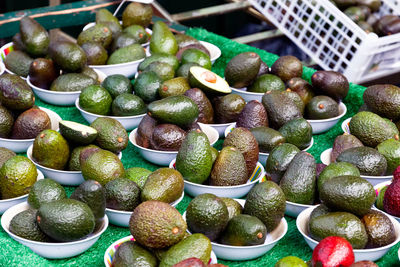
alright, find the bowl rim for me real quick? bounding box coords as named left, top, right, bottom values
left=75, top=98, right=147, bottom=120
left=296, top=205, right=400, bottom=252
left=306, top=102, right=347, bottom=123
left=199, top=40, right=221, bottom=62
left=198, top=121, right=236, bottom=128
left=229, top=86, right=262, bottom=95
left=0, top=61, right=4, bottom=75
left=27, top=76, right=82, bottom=95
left=0, top=170, right=44, bottom=203
left=1, top=201, right=109, bottom=246
left=286, top=200, right=316, bottom=208
left=341, top=117, right=351, bottom=133
left=0, top=107, right=61, bottom=143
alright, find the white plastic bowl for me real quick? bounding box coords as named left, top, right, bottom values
left=170, top=159, right=265, bottom=198
left=0, top=170, right=43, bottom=215
left=0, top=42, right=27, bottom=80
left=341, top=117, right=351, bottom=133
left=374, top=181, right=400, bottom=223
left=199, top=122, right=236, bottom=138
left=104, top=235, right=218, bottom=266
left=183, top=199, right=287, bottom=261
left=285, top=200, right=315, bottom=218
left=297, top=205, right=400, bottom=262
left=105, top=191, right=184, bottom=227
left=1, top=202, right=108, bottom=259
left=27, top=145, right=122, bottom=186
left=307, top=102, right=347, bottom=134
left=199, top=41, right=221, bottom=64
left=0, top=107, right=62, bottom=153
left=129, top=124, right=219, bottom=166
left=27, top=69, right=107, bottom=106
left=75, top=98, right=145, bottom=131
left=224, top=124, right=314, bottom=165
left=320, top=148, right=393, bottom=186
left=0, top=60, right=5, bottom=76
left=230, top=87, right=263, bottom=103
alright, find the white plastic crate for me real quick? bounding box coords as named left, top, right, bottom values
left=249, top=0, right=400, bottom=83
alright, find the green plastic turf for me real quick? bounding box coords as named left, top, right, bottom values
left=0, top=27, right=398, bottom=267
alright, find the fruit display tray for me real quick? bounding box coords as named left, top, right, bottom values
left=0, top=27, right=398, bottom=267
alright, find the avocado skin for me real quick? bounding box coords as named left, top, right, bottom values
left=286, top=77, right=315, bottom=105
left=49, top=41, right=86, bottom=72
left=20, top=16, right=49, bottom=57
left=224, top=52, right=261, bottom=88
left=50, top=73, right=97, bottom=92
left=134, top=71, right=162, bottom=103
left=184, top=88, right=214, bottom=124
left=107, top=43, right=145, bottom=65
left=377, top=138, right=400, bottom=174
left=105, top=178, right=140, bottom=211
left=9, top=209, right=49, bottom=242
left=318, top=162, right=360, bottom=191
left=29, top=58, right=59, bottom=90
left=331, top=134, right=364, bottom=162
left=90, top=117, right=128, bottom=153
left=306, top=95, right=339, bottom=119
left=236, top=100, right=268, bottom=129
left=111, top=241, right=158, bottom=267
left=320, top=175, right=376, bottom=216
left=279, top=118, right=312, bottom=150
left=265, top=143, right=300, bottom=183
left=139, top=53, right=179, bottom=72
left=270, top=55, right=303, bottom=82
left=151, top=124, right=187, bottom=151
left=122, top=2, right=153, bottom=28
left=150, top=21, right=178, bottom=55
left=337, top=146, right=387, bottom=176
left=4, top=50, right=33, bottom=78
left=214, top=94, right=246, bottom=123
left=77, top=24, right=112, bottom=49
left=0, top=106, right=14, bottom=138
left=361, top=209, right=396, bottom=248
left=11, top=108, right=51, bottom=139
left=363, top=84, right=400, bottom=120
left=0, top=74, right=35, bottom=111
left=311, top=70, right=349, bottom=101
left=250, top=127, right=285, bottom=153
left=136, top=115, right=158, bottom=148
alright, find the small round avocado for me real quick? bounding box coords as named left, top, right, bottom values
left=143, top=61, right=175, bottom=81
left=90, top=117, right=129, bottom=153
left=122, top=2, right=153, bottom=28
left=77, top=24, right=112, bottom=49
left=102, top=74, right=133, bottom=99
left=28, top=179, right=66, bottom=209
left=306, top=95, right=339, bottom=120
left=150, top=124, right=187, bottom=151
left=134, top=71, right=162, bottom=103
left=214, top=94, right=246, bottom=123
left=279, top=117, right=312, bottom=150
left=123, top=24, right=149, bottom=44
left=159, top=77, right=191, bottom=98
left=111, top=93, right=146, bottom=116
left=9, top=209, right=49, bottom=242
left=248, top=74, right=285, bottom=93
left=79, top=85, right=113, bottom=115
left=271, top=55, right=303, bottom=82
left=180, top=48, right=212, bottom=70
left=80, top=42, right=108, bottom=65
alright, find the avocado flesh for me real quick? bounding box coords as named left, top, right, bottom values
left=189, top=66, right=231, bottom=95
left=59, top=120, right=98, bottom=145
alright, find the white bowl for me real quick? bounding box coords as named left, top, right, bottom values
left=27, top=70, right=107, bottom=106
left=374, top=181, right=400, bottom=223
left=0, top=107, right=62, bottom=153
left=297, top=205, right=400, bottom=262
left=1, top=201, right=108, bottom=259
left=75, top=98, right=146, bottom=131
left=198, top=41, right=221, bottom=64
left=320, top=148, right=393, bottom=186
left=27, top=145, right=122, bottom=186
left=170, top=159, right=265, bottom=198
left=198, top=122, right=236, bottom=138
left=183, top=199, right=287, bottom=261
left=307, top=102, right=347, bottom=134
left=341, top=117, right=351, bottom=134
left=104, top=235, right=218, bottom=266
left=285, top=200, right=315, bottom=218
left=0, top=60, right=5, bottom=76
left=0, top=42, right=27, bottom=80
left=129, top=124, right=219, bottom=166
left=0, top=170, right=43, bottom=215
left=105, top=191, right=184, bottom=227
left=224, top=124, right=314, bottom=165
left=230, top=87, right=262, bottom=103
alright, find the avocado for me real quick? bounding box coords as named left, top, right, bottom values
left=250, top=127, right=285, bottom=153
left=286, top=77, right=315, bottom=105
left=210, top=146, right=219, bottom=164
left=211, top=146, right=248, bottom=186
left=175, top=34, right=200, bottom=49
left=49, top=41, right=86, bottom=72
left=96, top=8, right=119, bottom=24
left=188, top=66, right=231, bottom=96
left=220, top=197, right=243, bottom=220
left=184, top=88, right=214, bottom=124
left=11, top=108, right=51, bottom=139
left=112, top=93, right=146, bottom=116
left=257, top=60, right=269, bottom=77
left=331, top=134, right=364, bottom=162
left=176, top=129, right=212, bottom=184
left=112, top=241, right=158, bottom=267
left=151, top=124, right=187, bottom=151
left=176, top=44, right=210, bottom=61
left=136, top=114, right=158, bottom=148
left=68, top=145, right=98, bottom=171
left=102, top=74, right=133, bottom=98
left=141, top=168, right=184, bottom=203
left=361, top=209, right=396, bottom=248
left=129, top=200, right=187, bottom=249
left=80, top=42, right=108, bottom=65
left=9, top=209, right=49, bottom=242
left=214, top=94, right=246, bottom=123
left=180, top=48, right=211, bottom=70
left=344, top=6, right=366, bottom=22
left=376, top=185, right=387, bottom=211
left=32, top=129, right=70, bottom=170
left=337, top=147, right=387, bottom=176
left=77, top=66, right=98, bottom=81
left=311, top=70, right=349, bottom=101
left=134, top=71, right=162, bottom=103
left=271, top=55, right=303, bottom=82
left=122, top=2, right=153, bottom=28
left=19, top=16, right=49, bottom=57
left=147, top=95, right=199, bottom=128
left=306, top=95, right=339, bottom=119
left=138, top=53, right=179, bottom=72
left=363, top=84, right=400, bottom=120
left=262, top=90, right=302, bottom=128
left=280, top=151, right=316, bottom=204
left=318, top=162, right=360, bottom=191
left=0, top=106, right=14, bottom=138
left=37, top=199, right=95, bottom=242
left=50, top=73, right=97, bottom=92
left=111, top=32, right=139, bottom=52
left=377, top=138, right=400, bottom=174
left=12, top=33, right=26, bottom=52
left=4, top=50, right=33, bottom=78
left=275, top=256, right=307, bottom=267
left=248, top=74, right=285, bottom=93
left=107, top=44, right=146, bottom=65
left=320, top=175, right=376, bottom=216
left=349, top=111, right=399, bottom=147
left=159, top=77, right=190, bottom=98
left=28, top=179, right=66, bottom=209
left=70, top=180, right=106, bottom=221
left=80, top=149, right=125, bottom=186
left=309, top=204, right=331, bottom=223
left=358, top=0, right=381, bottom=11
left=143, top=61, right=175, bottom=81
left=0, top=147, right=16, bottom=168
left=77, top=24, right=112, bottom=49
left=358, top=20, right=374, bottom=33
left=186, top=193, right=229, bottom=241
left=105, top=177, right=141, bottom=211
left=123, top=25, right=149, bottom=44
left=79, top=85, right=112, bottom=115
left=0, top=74, right=35, bottom=111
left=150, top=21, right=178, bottom=55
left=219, top=214, right=267, bottom=246
left=282, top=89, right=305, bottom=115
left=279, top=118, right=312, bottom=149
left=236, top=100, right=268, bottom=129
left=98, top=21, right=123, bottom=39
left=176, top=62, right=200, bottom=79
left=243, top=181, right=286, bottom=232
left=59, top=120, right=98, bottom=145
left=28, top=58, right=58, bottom=89
left=124, top=167, right=152, bottom=189
left=90, top=117, right=128, bottom=153
left=160, top=233, right=212, bottom=267
left=309, top=211, right=368, bottom=249
left=224, top=52, right=261, bottom=88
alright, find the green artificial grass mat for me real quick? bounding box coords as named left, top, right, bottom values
left=0, top=27, right=398, bottom=267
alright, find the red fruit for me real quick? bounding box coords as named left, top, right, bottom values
left=383, top=180, right=400, bottom=216
left=312, top=236, right=355, bottom=267
left=393, top=165, right=400, bottom=181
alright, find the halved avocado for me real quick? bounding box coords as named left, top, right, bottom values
left=188, top=66, right=231, bottom=96
left=59, top=120, right=98, bottom=145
